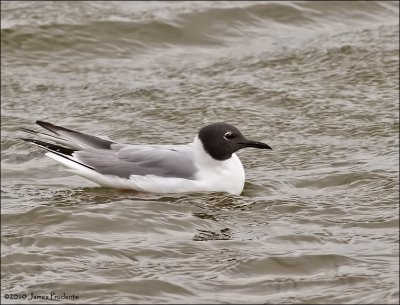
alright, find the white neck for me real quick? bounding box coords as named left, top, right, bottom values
left=191, top=136, right=246, bottom=195
left=192, top=136, right=225, bottom=168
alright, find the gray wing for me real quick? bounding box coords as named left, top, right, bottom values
left=36, top=120, right=115, bottom=149
left=74, top=145, right=198, bottom=179
left=21, top=121, right=197, bottom=179
left=21, top=121, right=115, bottom=150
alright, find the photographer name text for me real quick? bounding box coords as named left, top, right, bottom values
left=4, top=292, right=79, bottom=301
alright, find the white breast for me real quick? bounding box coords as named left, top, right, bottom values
left=192, top=136, right=245, bottom=195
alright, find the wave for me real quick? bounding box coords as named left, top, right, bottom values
left=1, top=1, right=398, bottom=59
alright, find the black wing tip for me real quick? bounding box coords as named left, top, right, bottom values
left=35, top=120, right=60, bottom=135
left=35, top=120, right=54, bottom=128
left=20, top=138, right=76, bottom=156
left=33, top=120, right=115, bottom=149
left=20, top=137, right=95, bottom=171
left=35, top=120, right=83, bottom=134
left=19, top=127, right=37, bottom=134
left=20, top=137, right=42, bottom=143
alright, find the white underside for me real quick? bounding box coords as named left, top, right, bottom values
left=45, top=137, right=246, bottom=195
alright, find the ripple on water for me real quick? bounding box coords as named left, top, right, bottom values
left=1, top=0, right=399, bottom=304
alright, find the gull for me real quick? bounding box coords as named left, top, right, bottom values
left=20, top=121, right=272, bottom=195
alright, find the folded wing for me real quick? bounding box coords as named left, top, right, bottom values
left=20, top=121, right=198, bottom=182
left=32, top=120, right=115, bottom=149
left=75, top=145, right=196, bottom=179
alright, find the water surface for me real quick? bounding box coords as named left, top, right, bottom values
left=1, top=1, right=399, bottom=304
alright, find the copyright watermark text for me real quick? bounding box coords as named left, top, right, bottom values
left=3, top=292, right=79, bottom=301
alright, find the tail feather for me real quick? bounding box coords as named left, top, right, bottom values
left=34, top=120, right=115, bottom=149
left=20, top=138, right=75, bottom=156
left=20, top=120, right=115, bottom=174
left=19, top=127, right=77, bottom=148
left=36, top=120, right=85, bottom=136
left=20, top=138, right=95, bottom=170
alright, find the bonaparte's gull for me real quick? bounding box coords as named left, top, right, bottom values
left=21, top=121, right=272, bottom=195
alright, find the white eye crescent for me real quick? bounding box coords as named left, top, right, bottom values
left=224, top=132, right=234, bottom=140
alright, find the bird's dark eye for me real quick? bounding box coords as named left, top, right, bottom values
left=224, top=132, right=235, bottom=140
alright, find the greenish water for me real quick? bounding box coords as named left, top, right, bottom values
left=1, top=1, right=399, bottom=304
